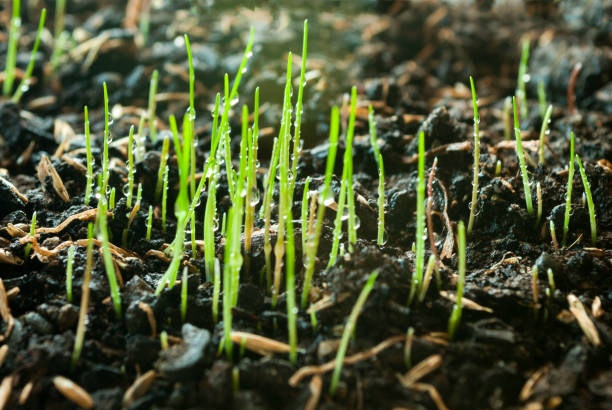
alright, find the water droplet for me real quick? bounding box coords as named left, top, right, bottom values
left=230, top=98, right=239, bottom=107
left=341, top=206, right=350, bottom=221
left=354, top=215, right=361, bottom=230
left=250, top=188, right=260, bottom=206
left=241, top=67, right=247, bottom=74
left=122, top=184, right=130, bottom=196
left=246, top=51, right=253, bottom=59
left=523, top=74, right=531, bottom=83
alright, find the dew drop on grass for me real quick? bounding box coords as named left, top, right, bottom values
left=354, top=216, right=361, bottom=230
left=250, top=189, right=260, bottom=206
left=122, top=184, right=130, bottom=196
left=523, top=74, right=531, bottom=83
left=246, top=51, right=253, bottom=59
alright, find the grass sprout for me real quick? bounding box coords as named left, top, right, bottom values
left=24, top=211, right=36, bottom=259
left=51, top=0, right=67, bottom=71
left=161, top=165, right=168, bottom=232
left=181, top=266, right=188, bottom=322
left=512, top=96, right=533, bottom=216
left=448, top=221, right=466, bottom=340
left=368, top=105, right=385, bottom=246
left=467, top=76, right=480, bottom=235
left=302, top=106, right=339, bottom=308
left=97, top=199, right=122, bottom=319
left=538, top=105, right=553, bottom=165
left=517, top=39, right=530, bottom=119
left=71, top=223, right=94, bottom=370
left=84, top=107, right=94, bottom=204
left=3, top=0, right=21, bottom=97
left=503, top=97, right=512, bottom=141
left=244, top=88, right=260, bottom=271
left=404, top=327, right=414, bottom=369
left=301, top=177, right=311, bottom=255
left=155, top=134, right=170, bottom=202
left=148, top=69, right=159, bottom=143
left=285, top=209, right=298, bottom=364
left=538, top=82, right=547, bottom=119
left=289, top=19, right=308, bottom=200
left=562, top=132, right=575, bottom=247
left=65, top=245, right=75, bottom=303
left=146, top=205, right=153, bottom=241
left=272, top=53, right=293, bottom=307
left=126, top=125, right=135, bottom=208
left=12, top=8, right=46, bottom=103
left=547, top=268, right=555, bottom=293
left=330, top=270, right=379, bottom=396
left=536, top=182, right=542, bottom=226
left=102, top=83, right=111, bottom=199
left=575, top=155, right=597, bottom=245
left=550, top=220, right=559, bottom=252
left=408, top=130, right=426, bottom=305
left=263, top=137, right=280, bottom=287
left=328, top=87, right=358, bottom=266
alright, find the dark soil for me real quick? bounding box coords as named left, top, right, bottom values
left=0, top=1, right=611, bottom=409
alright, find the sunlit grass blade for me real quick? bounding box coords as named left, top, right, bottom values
left=3, top=0, right=21, bottom=97
left=512, top=96, right=533, bottom=215
left=408, top=131, right=426, bottom=305
left=148, top=69, right=159, bottom=143
left=467, top=76, right=480, bottom=235
left=97, top=199, right=122, bottom=319
left=71, top=223, right=94, bottom=370
left=538, top=105, right=553, bottom=165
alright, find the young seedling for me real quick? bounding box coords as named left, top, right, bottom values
left=155, top=134, right=170, bottom=203
left=12, top=8, right=46, bottom=103
left=467, top=76, right=480, bottom=235
left=408, top=131, right=426, bottom=305
left=262, top=138, right=280, bottom=288
left=531, top=265, right=539, bottom=310
left=448, top=221, right=466, bottom=340
left=212, top=258, right=221, bottom=323
left=272, top=55, right=293, bottom=307
left=538, top=105, right=553, bottom=165
left=538, top=82, right=547, bottom=119
left=516, top=39, right=530, bottom=120
left=536, top=182, right=542, bottom=226
left=368, top=105, right=385, bottom=246
left=84, top=107, right=94, bottom=205
left=109, top=187, right=116, bottom=211
left=98, top=199, right=122, bottom=319
left=285, top=209, right=298, bottom=364
left=71, top=223, right=94, bottom=370
left=146, top=205, right=153, bottom=241
left=328, top=87, right=358, bottom=265
left=24, top=211, right=36, bottom=259
left=404, top=327, right=414, bottom=370
left=562, top=132, right=575, bottom=247
left=575, top=155, right=597, bottom=245
left=65, top=245, right=75, bottom=303
left=512, top=96, right=533, bottom=216
left=330, top=270, right=379, bottom=395
left=181, top=266, right=188, bottom=323
left=126, top=125, right=135, bottom=208
left=161, top=165, right=168, bottom=232
left=3, top=0, right=21, bottom=97
left=244, top=88, right=260, bottom=271
left=302, top=107, right=339, bottom=309
left=289, top=20, right=309, bottom=201
left=547, top=268, right=555, bottom=294
left=503, top=97, right=512, bottom=141
left=418, top=254, right=437, bottom=303
left=102, top=83, right=111, bottom=199
left=148, top=69, right=159, bottom=143
left=135, top=113, right=146, bottom=162
left=550, top=220, right=559, bottom=252
left=51, top=0, right=68, bottom=71
left=495, top=160, right=502, bottom=177
left=301, top=177, right=311, bottom=255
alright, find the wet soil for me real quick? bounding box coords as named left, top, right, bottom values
left=0, top=0, right=611, bottom=409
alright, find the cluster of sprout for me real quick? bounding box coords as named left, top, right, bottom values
left=6, top=3, right=602, bottom=394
